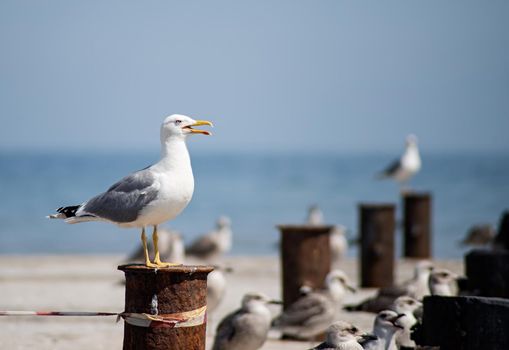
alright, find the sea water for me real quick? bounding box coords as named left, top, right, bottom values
left=0, top=151, right=507, bottom=258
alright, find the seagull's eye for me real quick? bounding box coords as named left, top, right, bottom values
left=175, top=120, right=182, bottom=125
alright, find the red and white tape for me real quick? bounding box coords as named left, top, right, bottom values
left=0, top=305, right=207, bottom=329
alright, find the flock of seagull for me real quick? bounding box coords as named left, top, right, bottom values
left=155, top=209, right=459, bottom=350
left=47, top=115, right=446, bottom=350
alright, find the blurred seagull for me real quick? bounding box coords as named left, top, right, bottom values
left=212, top=292, right=281, bottom=350
left=186, top=216, right=232, bottom=261
left=207, top=265, right=233, bottom=314
left=460, top=224, right=495, bottom=246
left=309, top=321, right=370, bottom=350
left=272, top=270, right=356, bottom=340
left=307, top=205, right=324, bottom=225
left=330, top=225, right=348, bottom=265
left=48, top=114, right=213, bottom=267
left=306, top=206, right=349, bottom=264
left=345, top=261, right=433, bottom=313
left=377, top=134, right=421, bottom=191
left=126, top=228, right=185, bottom=264
left=429, top=269, right=459, bottom=296
left=389, top=296, right=422, bottom=349
left=360, top=310, right=405, bottom=350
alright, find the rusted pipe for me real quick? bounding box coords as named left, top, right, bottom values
left=359, top=203, right=395, bottom=288
left=278, top=225, right=333, bottom=310
left=118, top=265, right=213, bottom=350
left=403, top=192, right=432, bottom=258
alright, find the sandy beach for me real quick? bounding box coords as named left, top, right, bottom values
left=0, top=255, right=463, bottom=349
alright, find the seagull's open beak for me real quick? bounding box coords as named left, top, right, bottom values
left=183, top=120, right=213, bottom=135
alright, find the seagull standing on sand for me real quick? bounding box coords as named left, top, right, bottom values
left=389, top=296, right=422, bottom=349
left=207, top=266, right=232, bottom=314
left=48, top=114, right=213, bottom=267
left=360, top=310, right=405, bottom=350
left=377, top=134, right=421, bottom=190
left=429, top=269, right=459, bottom=296
left=345, top=261, right=433, bottom=313
left=212, top=292, right=281, bottom=350
left=309, top=321, right=369, bottom=350
left=186, top=216, right=232, bottom=261
left=330, top=225, right=348, bottom=264
left=272, top=270, right=356, bottom=340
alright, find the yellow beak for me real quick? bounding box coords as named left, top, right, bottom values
left=185, top=120, right=214, bottom=135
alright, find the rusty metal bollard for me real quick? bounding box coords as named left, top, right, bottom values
left=118, top=265, right=213, bottom=350
left=493, top=210, right=509, bottom=249
left=413, top=295, right=509, bottom=350
left=359, top=203, right=395, bottom=288
left=278, top=225, right=333, bottom=310
left=403, top=192, right=432, bottom=258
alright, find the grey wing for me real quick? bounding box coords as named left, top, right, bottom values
left=276, top=294, right=329, bottom=326
left=378, top=159, right=401, bottom=177
left=212, top=310, right=241, bottom=350
left=80, top=168, right=158, bottom=223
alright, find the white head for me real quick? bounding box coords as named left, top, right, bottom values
left=374, top=310, right=405, bottom=333
left=391, top=296, right=422, bottom=314
left=325, top=269, right=357, bottom=301
left=429, top=269, right=458, bottom=296
left=160, top=114, right=213, bottom=143
left=405, top=134, right=418, bottom=147
left=325, top=321, right=363, bottom=346
left=241, top=292, right=281, bottom=310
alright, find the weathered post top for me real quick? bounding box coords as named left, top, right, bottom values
left=119, top=264, right=213, bottom=350
left=277, top=225, right=333, bottom=310
left=402, top=191, right=433, bottom=258
left=359, top=203, right=396, bottom=288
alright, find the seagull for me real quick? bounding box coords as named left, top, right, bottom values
left=330, top=225, right=348, bottom=265
left=207, top=265, right=233, bottom=314
left=309, top=321, right=370, bottom=350
left=429, top=269, right=459, bottom=296
left=377, top=134, right=421, bottom=191
left=48, top=114, right=213, bottom=268
left=211, top=292, right=281, bottom=350
left=272, top=270, right=356, bottom=340
left=389, top=296, right=422, bottom=349
left=460, top=224, right=496, bottom=246
left=345, top=261, right=433, bottom=313
left=307, top=205, right=324, bottom=225
left=126, top=228, right=185, bottom=264
left=186, top=216, right=232, bottom=261
left=306, top=206, right=349, bottom=264
left=360, top=310, right=405, bottom=350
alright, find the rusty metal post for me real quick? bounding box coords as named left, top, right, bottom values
left=403, top=192, right=432, bottom=258
left=118, top=265, right=213, bottom=350
left=494, top=210, right=509, bottom=249
left=413, top=296, right=509, bottom=350
left=278, top=225, right=332, bottom=310
left=359, top=203, right=395, bottom=288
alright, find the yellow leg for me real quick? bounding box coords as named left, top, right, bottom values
left=141, top=227, right=158, bottom=268
left=153, top=225, right=180, bottom=267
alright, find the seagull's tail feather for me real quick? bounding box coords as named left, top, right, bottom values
left=47, top=205, right=81, bottom=219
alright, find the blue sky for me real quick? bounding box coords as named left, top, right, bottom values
left=1, top=1, right=508, bottom=153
